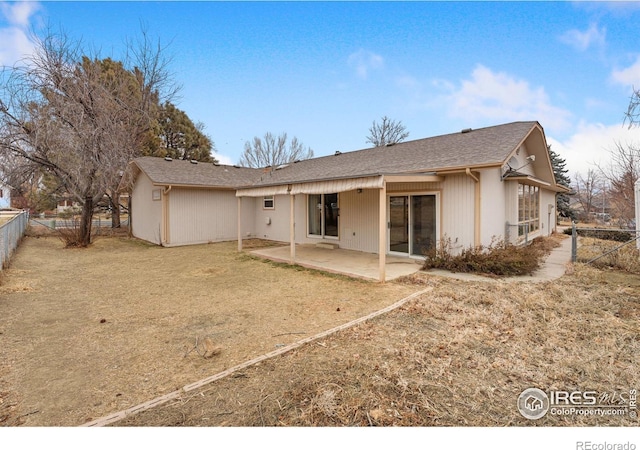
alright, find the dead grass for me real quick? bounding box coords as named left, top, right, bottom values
left=1, top=235, right=637, bottom=427
left=116, top=264, right=639, bottom=427
left=0, top=236, right=414, bottom=426
left=577, top=236, right=640, bottom=274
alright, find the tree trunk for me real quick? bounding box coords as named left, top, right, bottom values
left=110, top=195, right=121, bottom=228
left=127, top=195, right=132, bottom=237
left=79, top=196, right=94, bottom=247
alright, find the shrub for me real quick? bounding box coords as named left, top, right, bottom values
left=422, top=236, right=556, bottom=277
left=563, top=227, right=633, bottom=243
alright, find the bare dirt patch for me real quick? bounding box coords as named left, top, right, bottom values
left=0, top=236, right=415, bottom=426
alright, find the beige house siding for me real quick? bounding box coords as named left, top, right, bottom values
left=334, top=189, right=379, bottom=253
left=253, top=194, right=291, bottom=242
left=479, top=167, right=507, bottom=245
left=131, top=172, right=162, bottom=244
left=167, top=188, right=239, bottom=246
left=440, top=174, right=476, bottom=252
left=504, top=181, right=520, bottom=244
left=540, top=189, right=557, bottom=236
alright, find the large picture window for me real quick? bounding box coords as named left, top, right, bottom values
left=308, top=193, right=339, bottom=238
left=518, top=184, right=539, bottom=237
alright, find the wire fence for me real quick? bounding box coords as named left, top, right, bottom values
left=569, top=223, right=640, bottom=268
left=0, top=210, right=30, bottom=270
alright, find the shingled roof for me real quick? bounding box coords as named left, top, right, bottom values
left=127, top=157, right=263, bottom=188
left=248, top=121, right=542, bottom=187
left=126, top=121, right=544, bottom=190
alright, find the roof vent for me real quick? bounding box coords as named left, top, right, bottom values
left=164, top=156, right=173, bottom=161
left=461, top=128, right=473, bottom=134
left=335, top=151, right=342, bottom=156
left=233, top=165, right=241, bottom=168
left=385, top=142, right=396, bottom=147
left=190, top=159, right=198, bottom=164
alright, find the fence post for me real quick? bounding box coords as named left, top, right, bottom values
left=635, top=179, right=640, bottom=251
left=571, top=221, right=577, bottom=263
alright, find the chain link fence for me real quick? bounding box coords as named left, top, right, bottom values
left=0, top=210, right=30, bottom=270
left=568, top=223, right=640, bottom=271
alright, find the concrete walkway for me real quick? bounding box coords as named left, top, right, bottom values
left=426, top=236, right=573, bottom=283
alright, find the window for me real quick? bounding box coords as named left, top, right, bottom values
left=308, top=193, right=339, bottom=238
left=518, top=184, right=539, bottom=237
left=263, top=196, right=274, bottom=210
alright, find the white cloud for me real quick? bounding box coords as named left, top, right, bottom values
left=347, top=49, right=384, bottom=79
left=611, top=56, right=640, bottom=87
left=1, top=1, right=40, bottom=27
left=214, top=153, right=235, bottom=166
left=0, top=1, right=39, bottom=66
left=560, top=23, right=606, bottom=52
left=439, top=65, right=572, bottom=132
left=547, top=122, right=640, bottom=177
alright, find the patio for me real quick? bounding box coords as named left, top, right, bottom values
left=249, top=244, right=423, bottom=281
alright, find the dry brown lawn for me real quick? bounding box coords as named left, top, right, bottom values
left=0, top=235, right=414, bottom=426
left=0, top=232, right=639, bottom=427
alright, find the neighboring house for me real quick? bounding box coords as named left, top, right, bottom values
left=0, top=183, right=11, bottom=209
left=123, top=121, right=569, bottom=280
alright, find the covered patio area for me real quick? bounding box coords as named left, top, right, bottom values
left=250, top=244, right=423, bottom=281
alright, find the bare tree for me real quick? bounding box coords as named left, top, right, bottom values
left=573, top=169, right=602, bottom=221
left=238, top=132, right=313, bottom=169
left=366, top=116, right=409, bottom=147
left=0, top=29, right=176, bottom=245
left=597, top=141, right=639, bottom=227
left=625, top=87, right=640, bottom=128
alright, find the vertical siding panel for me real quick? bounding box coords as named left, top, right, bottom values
left=168, top=188, right=238, bottom=245
left=441, top=174, right=475, bottom=251
left=131, top=173, right=162, bottom=244
left=540, top=189, right=556, bottom=236
left=253, top=194, right=291, bottom=242
left=339, top=189, right=379, bottom=253
left=478, top=167, right=507, bottom=245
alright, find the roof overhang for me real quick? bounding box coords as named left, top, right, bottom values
left=236, top=173, right=444, bottom=197
left=503, top=172, right=570, bottom=192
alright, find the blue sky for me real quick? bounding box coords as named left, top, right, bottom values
left=3, top=1, right=640, bottom=178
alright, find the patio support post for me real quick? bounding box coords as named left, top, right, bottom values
left=237, top=196, right=242, bottom=252
left=290, top=194, right=296, bottom=263
left=378, top=181, right=387, bottom=282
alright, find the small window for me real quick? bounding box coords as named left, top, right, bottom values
left=263, top=196, right=275, bottom=210
left=152, top=189, right=161, bottom=201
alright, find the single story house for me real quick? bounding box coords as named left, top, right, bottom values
left=122, top=121, right=569, bottom=281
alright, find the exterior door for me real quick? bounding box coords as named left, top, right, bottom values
left=389, top=196, right=409, bottom=253
left=389, top=194, right=437, bottom=256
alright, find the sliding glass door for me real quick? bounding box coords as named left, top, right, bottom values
left=389, top=194, right=437, bottom=257
left=389, top=196, right=409, bottom=253
left=308, top=193, right=339, bottom=238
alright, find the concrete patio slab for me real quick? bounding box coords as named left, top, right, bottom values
left=250, top=244, right=422, bottom=281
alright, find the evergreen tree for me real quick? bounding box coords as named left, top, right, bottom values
left=149, top=102, right=216, bottom=163
left=548, top=146, right=575, bottom=220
